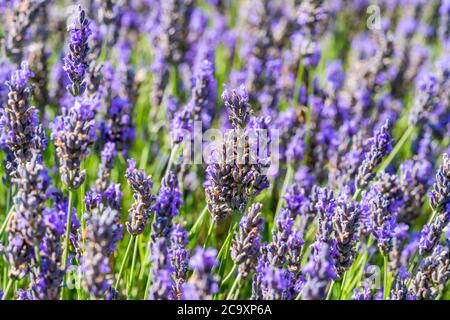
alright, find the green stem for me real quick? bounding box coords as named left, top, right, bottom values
left=61, top=189, right=74, bottom=270
left=203, top=220, right=216, bottom=249
left=143, top=263, right=153, bottom=300
left=338, top=272, right=348, bottom=300
left=128, top=235, right=140, bottom=298
left=378, top=126, right=415, bottom=172
left=274, top=164, right=294, bottom=220
left=326, top=280, right=335, bottom=300
left=1, top=278, right=13, bottom=300
left=220, top=264, right=237, bottom=286
left=114, top=235, right=135, bottom=291
left=383, top=255, right=389, bottom=300
left=226, top=274, right=241, bottom=300
left=0, top=206, right=14, bottom=236
left=188, top=205, right=209, bottom=239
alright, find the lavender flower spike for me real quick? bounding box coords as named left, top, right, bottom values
left=429, top=153, right=450, bottom=211
left=409, top=244, right=450, bottom=300
left=125, top=159, right=154, bottom=235
left=82, top=205, right=121, bottom=298
left=151, top=171, right=183, bottom=241
left=182, top=247, right=219, bottom=300
left=148, top=238, right=174, bottom=300
left=1, top=62, right=46, bottom=170
left=29, top=206, right=65, bottom=300
left=63, top=5, right=92, bottom=97
left=222, top=85, right=251, bottom=129
left=355, top=120, right=392, bottom=190
left=51, top=100, right=96, bottom=190
left=231, top=202, right=264, bottom=278
left=170, top=224, right=190, bottom=299
left=302, top=242, right=337, bottom=300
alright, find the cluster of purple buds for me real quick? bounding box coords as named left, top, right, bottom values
left=231, top=203, right=264, bottom=278
left=332, top=194, right=362, bottom=276
left=0, top=62, right=46, bottom=177
left=0, top=152, right=50, bottom=282
left=418, top=154, right=450, bottom=254
left=408, top=73, right=440, bottom=127
left=95, top=142, right=117, bottom=194
left=63, top=6, right=92, bottom=97
left=151, top=171, right=183, bottom=241
left=191, top=59, right=217, bottom=130
left=82, top=205, right=122, bottom=298
left=409, top=244, right=450, bottom=300
left=368, top=192, right=396, bottom=256
left=28, top=205, right=66, bottom=300
left=301, top=241, right=337, bottom=300
left=429, top=154, right=450, bottom=212
left=205, top=85, right=269, bottom=221
left=182, top=247, right=219, bottom=300
left=148, top=238, right=174, bottom=300
left=11, top=153, right=50, bottom=247
left=169, top=224, right=190, bottom=299
left=397, top=159, right=432, bottom=223
left=355, top=120, right=393, bottom=190
left=125, top=159, right=154, bottom=235
left=51, top=100, right=96, bottom=190
left=3, top=0, right=46, bottom=65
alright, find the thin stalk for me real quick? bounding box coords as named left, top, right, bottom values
left=1, top=278, right=13, bottom=300
left=114, top=235, right=135, bottom=291
left=203, top=220, right=216, bottom=249
left=61, top=189, right=74, bottom=270
left=226, top=274, right=242, bottom=300
left=326, top=280, right=335, bottom=300
left=34, top=245, right=41, bottom=267
left=0, top=206, right=14, bottom=236
left=274, top=164, right=294, bottom=220
left=220, top=264, right=237, bottom=286
left=378, top=126, right=415, bottom=172
left=143, top=263, right=152, bottom=300
left=383, top=255, right=389, bottom=300
left=128, top=235, right=140, bottom=297
left=188, top=205, right=209, bottom=239
left=338, top=272, right=348, bottom=300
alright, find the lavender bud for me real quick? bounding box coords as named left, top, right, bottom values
left=355, top=120, right=392, bottom=190
left=1, top=62, right=46, bottom=170
left=151, top=171, right=183, bottom=241
left=231, top=202, right=264, bottom=277
left=125, top=159, right=154, bottom=235
left=222, top=85, right=251, bottom=129
left=29, top=206, right=65, bottom=300
left=429, top=153, right=450, bottom=211
left=332, top=196, right=362, bottom=277
left=82, top=205, right=121, bottom=298
left=368, top=193, right=396, bottom=256
left=182, top=247, right=219, bottom=300
left=409, top=244, right=450, bottom=299
left=148, top=238, right=174, bottom=300
left=169, top=224, right=190, bottom=299
left=63, top=6, right=92, bottom=97
left=302, top=241, right=337, bottom=300
left=51, top=100, right=96, bottom=190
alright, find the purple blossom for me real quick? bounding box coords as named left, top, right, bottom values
left=125, top=159, right=154, bottom=235
left=182, top=247, right=219, bottom=300
left=63, top=6, right=92, bottom=97
left=151, top=171, right=183, bottom=240
left=51, top=99, right=96, bottom=190
left=355, top=120, right=393, bottom=190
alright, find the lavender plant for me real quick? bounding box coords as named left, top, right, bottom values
left=0, top=0, right=449, bottom=302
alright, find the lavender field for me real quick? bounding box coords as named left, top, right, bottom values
left=0, top=0, right=449, bottom=301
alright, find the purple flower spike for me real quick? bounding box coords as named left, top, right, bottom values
left=63, top=6, right=92, bottom=97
